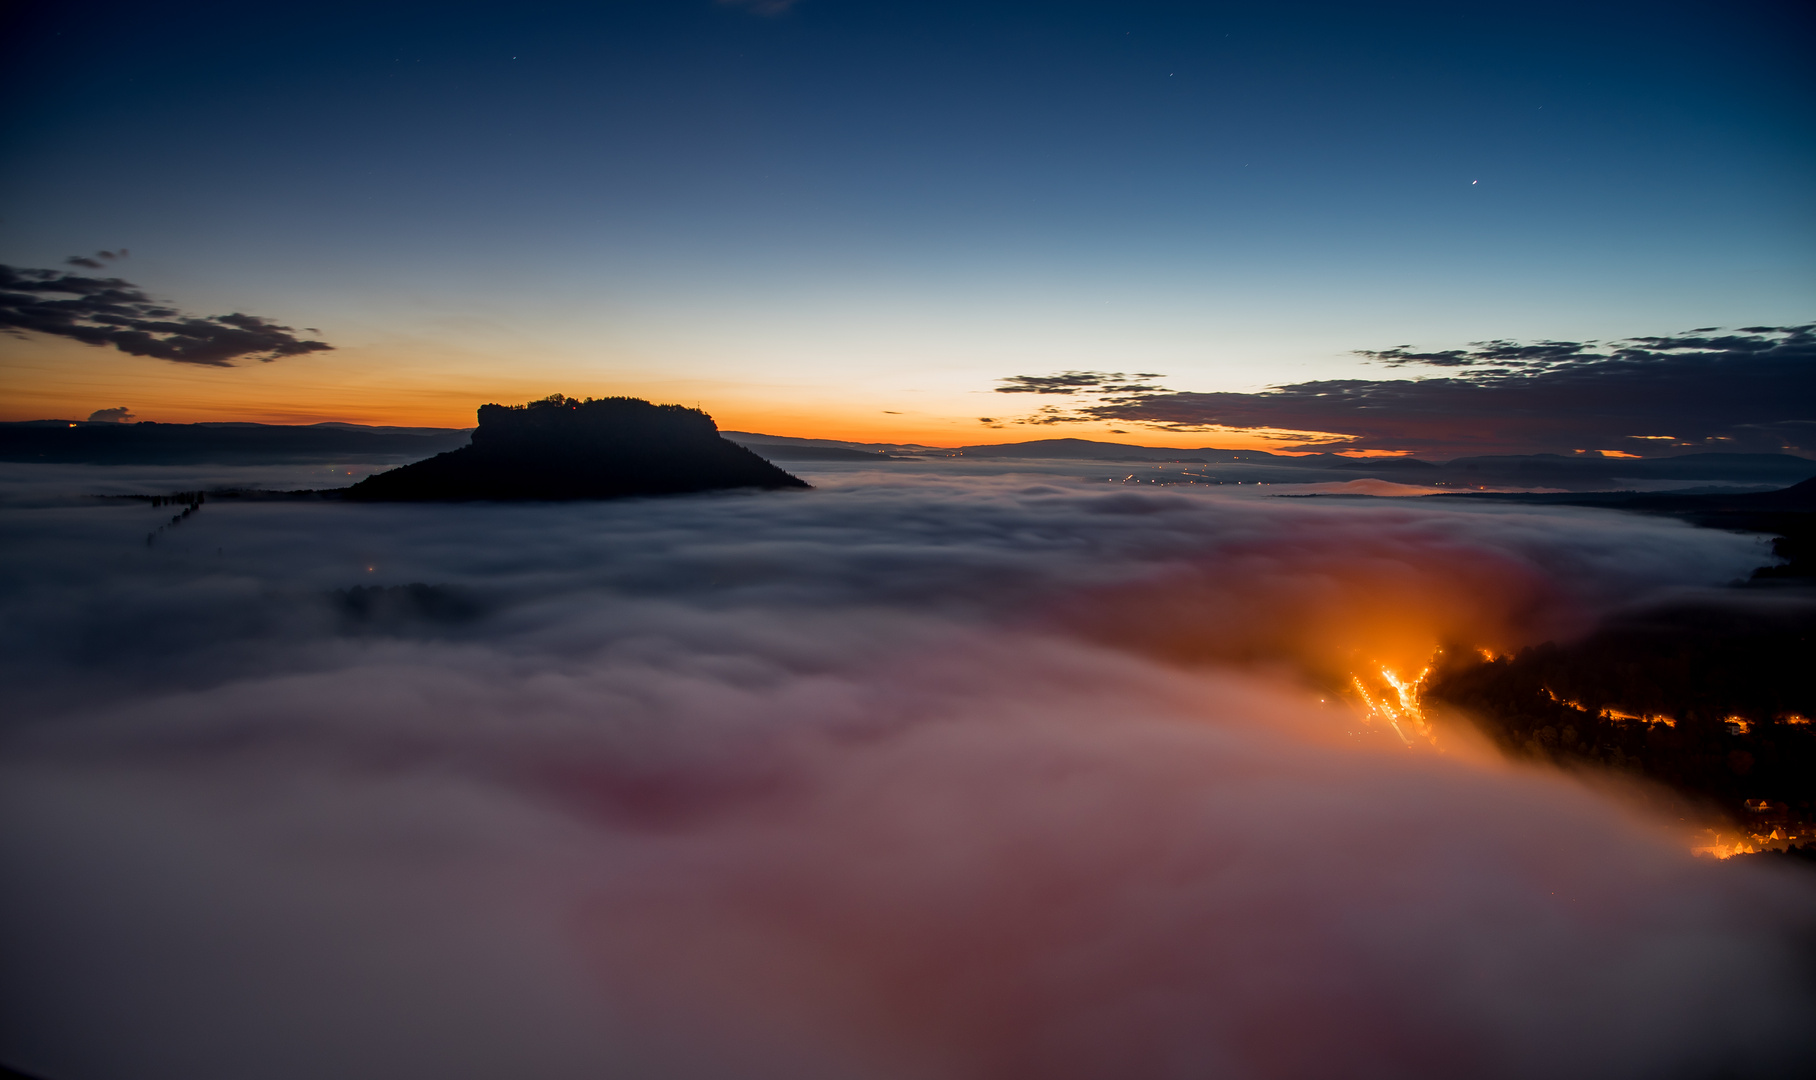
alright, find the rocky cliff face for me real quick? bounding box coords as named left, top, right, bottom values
left=346, top=395, right=808, bottom=501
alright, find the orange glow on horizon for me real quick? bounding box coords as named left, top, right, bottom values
left=1, top=337, right=1358, bottom=451
left=0, top=328, right=1375, bottom=451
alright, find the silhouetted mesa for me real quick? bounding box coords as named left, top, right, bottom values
left=345, top=395, right=809, bottom=501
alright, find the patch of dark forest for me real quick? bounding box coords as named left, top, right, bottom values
left=1425, top=478, right=1816, bottom=862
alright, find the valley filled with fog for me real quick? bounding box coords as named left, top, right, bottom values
left=3, top=460, right=1813, bottom=1080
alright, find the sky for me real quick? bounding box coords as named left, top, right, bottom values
left=1, top=0, right=1812, bottom=451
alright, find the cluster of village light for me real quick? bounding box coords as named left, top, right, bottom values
left=1345, top=656, right=1805, bottom=859
left=1349, top=663, right=1434, bottom=747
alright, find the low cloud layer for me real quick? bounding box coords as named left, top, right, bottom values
left=2, top=465, right=1812, bottom=1079
left=0, top=263, right=332, bottom=367
left=995, top=325, right=1815, bottom=457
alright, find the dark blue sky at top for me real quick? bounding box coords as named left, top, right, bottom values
left=0, top=0, right=1811, bottom=404
left=9, top=0, right=1809, bottom=240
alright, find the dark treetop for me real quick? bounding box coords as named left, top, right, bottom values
left=344, top=395, right=808, bottom=501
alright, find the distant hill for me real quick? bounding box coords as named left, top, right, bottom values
left=1428, top=476, right=1816, bottom=514
left=720, top=432, right=936, bottom=456
left=731, top=441, right=899, bottom=461
left=947, top=438, right=1278, bottom=463
left=345, top=396, right=807, bottom=501
left=726, top=432, right=1816, bottom=488
left=1438, top=452, right=1816, bottom=486
left=11, top=416, right=1810, bottom=490
left=0, top=419, right=471, bottom=464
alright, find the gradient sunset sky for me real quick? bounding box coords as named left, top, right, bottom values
left=2, top=0, right=1810, bottom=449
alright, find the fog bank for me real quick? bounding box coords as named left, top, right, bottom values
left=2, top=465, right=1810, bottom=1079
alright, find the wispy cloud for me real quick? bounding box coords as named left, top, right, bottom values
left=994, top=371, right=1170, bottom=396
left=0, top=262, right=333, bottom=367
left=64, top=249, right=129, bottom=271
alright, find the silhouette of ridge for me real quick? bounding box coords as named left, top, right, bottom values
left=345, top=395, right=808, bottom=501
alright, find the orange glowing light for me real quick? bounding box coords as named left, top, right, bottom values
left=1690, top=831, right=1758, bottom=859
left=1350, top=662, right=1434, bottom=746
left=1544, top=690, right=1676, bottom=727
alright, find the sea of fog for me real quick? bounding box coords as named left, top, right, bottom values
left=3, top=459, right=1813, bottom=1080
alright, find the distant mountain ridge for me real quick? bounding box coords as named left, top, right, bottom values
left=724, top=432, right=1815, bottom=487
left=6, top=418, right=1810, bottom=489
left=0, top=419, right=472, bottom=464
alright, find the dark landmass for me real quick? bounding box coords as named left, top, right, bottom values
left=945, top=438, right=1281, bottom=463
left=721, top=431, right=937, bottom=455
left=0, top=419, right=470, bottom=464
left=1425, top=476, right=1816, bottom=512
left=1436, top=452, right=1816, bottom=488
left=1322, top=456, right=1441, bottom=472
left=1419, top=477, right=1816, bottom=857
left=729, top=432, right=1816, bottom=489
left=11, top=415, right=1810, bottom=492
left=939, top=440, right=1814, bottom=486
left=1426, top=598, right=1816, bottom=855
left=345, top=395, right=807, bottom=502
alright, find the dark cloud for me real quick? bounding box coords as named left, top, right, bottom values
left=997, top=326, right=1815, bottom=456
left=0, top=264, right=332, bottom=367
left=3, top=463, right=1812, bottom=1078
left=1358, top=340, right=1599, bottom=367
left=86, top=407, right=134, bottom=423
left=995, top=370, right=1169, bottom=395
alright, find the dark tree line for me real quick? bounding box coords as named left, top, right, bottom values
left=1426, top=600, right=1816, bottom=857
left=140, top=490, right=204, bottom=546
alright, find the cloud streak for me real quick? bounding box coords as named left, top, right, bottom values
left=995, top=326, right=1816, bottom=456
left=0, top=263, right=333, bottom=367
